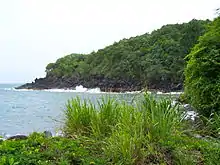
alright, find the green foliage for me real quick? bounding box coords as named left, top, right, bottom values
left=201, top=113, right=220, bottom=137
left=163, top=135, right=220, bottom=165
left=63, top=94, right=220, bottom=164
left=45, top=54, right=86, bottom=77
left=184, top=16, right=220, bottom=117
left=64, top=94, right=185, bottom=163
left=141, top=94, right=184, bottom=141
left=177, top=93, right=188, bottom=104
left=63, top=98, right=96, bottom=136
left=104, top=94, right=186, bottom=164
left=2, top=95, right=220, bottom=164
left=45, top=19, right=209, bottom=90
left=0, top=133, right=105, bottom=165
left=63, top=97, right=127, bottom=139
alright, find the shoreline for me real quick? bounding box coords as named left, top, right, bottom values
left=14, top=85, right=183, bottom=94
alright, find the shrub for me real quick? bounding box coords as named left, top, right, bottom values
left=0, top=132, right=105, bottom=165
left=184, top=16, right=220, bottom=117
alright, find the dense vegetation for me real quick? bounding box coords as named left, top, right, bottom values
left=62, top=94, right=220, bottom=164
left=1, top=95, right=220, bottom=165
left=5, top=92, right=219, bottom=162
left=44, top=19, right=209, bottom=91
left=185, top=16, right=220, bottom=117
left=0, top=132, right=106, bottom=165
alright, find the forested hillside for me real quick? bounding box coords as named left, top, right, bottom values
left=18, top=19, right=210, bottom=92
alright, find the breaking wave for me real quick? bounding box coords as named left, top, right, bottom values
left=3, top=85, right=182, bottom=95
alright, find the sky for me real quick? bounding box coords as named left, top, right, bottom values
left=0, top=0, right=219, bottom=83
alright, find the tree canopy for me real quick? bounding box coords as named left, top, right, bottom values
left=45, top=19, right=210, bottom=91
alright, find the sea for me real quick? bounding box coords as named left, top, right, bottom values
left=0, top=83, right=139, bottom=137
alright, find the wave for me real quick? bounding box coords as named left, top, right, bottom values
left=156, top=91, right=183, bottom=95
left=4, top=88, right=35, bottom=92
left=4, top=85, right=141, bottom=94
left=4, top=85, right=103, bottom=94
left=44, top=86, right=102, bottom=93
left=3, top=85, right=182, bottom=95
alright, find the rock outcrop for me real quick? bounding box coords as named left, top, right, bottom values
left=16, top=75, right=183, bottom=92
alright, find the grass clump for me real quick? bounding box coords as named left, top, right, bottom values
left=198, top=113, right=220, bottom=138
left=63, top=97, right=123, bottom=139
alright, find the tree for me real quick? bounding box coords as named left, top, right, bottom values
left=184, top=16, right=220, bottom=117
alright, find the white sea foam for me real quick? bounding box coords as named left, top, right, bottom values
left=10, top=85, right=102, bottom=93
left=4, top=88, right=35, bottom=92
left=75, top=85, right=88, bottom=92
left=5, top=85, right=182, bottom=95
left=4, top=88, right=15, bottom=91
left=163, top=91, right=183, bottom=95
left=125, top=91, right=141, bottom=94
left=44, top=89, right=76, bottom=93
left=14, top=89, right=35, bottom=92
left=87, top=87, right=102, bottom=93
left=157, top=91, right=183, bottom=95
left=185, top=111, right=198, bottom=121
left=44, top=85, right=101, bottom=93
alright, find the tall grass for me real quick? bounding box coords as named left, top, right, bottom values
left=141, top=94, right=185, bottom=142
left=63, top=97, right=123, bottom=138
left=91, top=98, right=123, bottom=138
left=104, top=94, right=185, bottom=164
left=200, top=113, right=220, bottom=137
left=63, top=93, right=187, bottom=164
left=63, top=97, right=96, bottom=136
left=104, top=106, right=146, bottom=164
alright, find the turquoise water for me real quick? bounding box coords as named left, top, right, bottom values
left=0, top=84, right=135, bottom=136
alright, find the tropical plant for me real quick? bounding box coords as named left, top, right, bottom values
left=185, top=16, right=220, bottom=117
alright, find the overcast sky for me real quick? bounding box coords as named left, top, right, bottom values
left=0, top=0, right=219, bottom=83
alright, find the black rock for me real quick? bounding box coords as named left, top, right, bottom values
left=16, top=72, right=183, bottom=92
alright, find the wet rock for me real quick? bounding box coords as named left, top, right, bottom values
left=183, top=104, right=194, bottom=111
left=181, top=104, right=199, bottom=121
left=185, top=111, right=198, bottom=121
left=16, top=74, right=180, bottom=92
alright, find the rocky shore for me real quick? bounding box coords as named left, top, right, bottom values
left=16, top=75, right=183, bottom=92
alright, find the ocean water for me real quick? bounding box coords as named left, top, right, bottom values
left=0, top=84, right=137, bottom=136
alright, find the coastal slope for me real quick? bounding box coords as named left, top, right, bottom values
left=17, top=19, right=210, bottom=92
